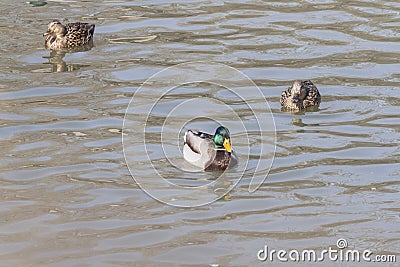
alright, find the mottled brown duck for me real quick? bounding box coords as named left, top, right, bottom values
left=280, top=80, right=321, bottom=111
left=43, top=20, right=95, bottom=50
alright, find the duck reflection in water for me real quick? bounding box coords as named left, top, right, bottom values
left=43, top=45, right=93, bottom=73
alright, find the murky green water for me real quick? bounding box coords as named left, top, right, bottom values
left=1, top=0, right=399, bottom=266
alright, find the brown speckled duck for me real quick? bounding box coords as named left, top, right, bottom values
left=280, top=80, right=321, bottom=111
left=43, top=20, right=95, bottom=50
left=183, top=126, right=238, bottom=171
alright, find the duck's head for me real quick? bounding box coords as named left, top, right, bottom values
left=290, top=80, right=308, bottom=103
left=213, top=126, right=232, bottom=152
left=43, top=20, right=66, bottom=37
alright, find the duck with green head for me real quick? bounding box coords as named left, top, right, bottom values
left=183, top=126, right=238, bottom=171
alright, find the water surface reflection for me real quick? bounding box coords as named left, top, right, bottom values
left=0, top=0, right=399, bottom=266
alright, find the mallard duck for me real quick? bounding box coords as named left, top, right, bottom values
left=280, top=80, right=321, bottom=110
left=183, top=126, right=238, bottom=171
left=43, top=20, right=95, bottom=50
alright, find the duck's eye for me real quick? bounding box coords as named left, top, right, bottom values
left=49, top=36, right=56, bottom=44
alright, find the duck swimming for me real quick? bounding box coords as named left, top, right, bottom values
left=280, top=80, right=321, bottom=111
left=43, top=20, right=95, bottom=50
left=183, top=126, right=238, bottom=171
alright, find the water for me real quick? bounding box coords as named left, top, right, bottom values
left=1, top=0, right=399, bottom=266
